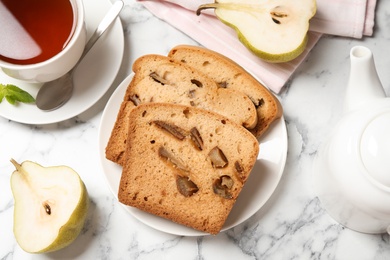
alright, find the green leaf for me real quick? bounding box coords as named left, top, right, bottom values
left=0, top=84, right=35, bottom=105
left=5, top=95, right=16, bottom=105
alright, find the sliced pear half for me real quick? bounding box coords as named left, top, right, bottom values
left=10, top=159, right=89, bottom=253
left=197, top=0, right=316, bottom=63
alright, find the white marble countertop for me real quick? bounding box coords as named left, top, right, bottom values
left=1, top=0, right=390, bottom=259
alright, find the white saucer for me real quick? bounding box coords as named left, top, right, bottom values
left=98, top=73, right=288, bottom=236
left=0, top=0, right=124, bottom=125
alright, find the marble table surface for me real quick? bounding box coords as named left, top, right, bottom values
left=1, top=0, right=390, bottom=259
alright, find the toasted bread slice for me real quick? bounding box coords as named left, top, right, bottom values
left=118, top=103, right=259, bottom=234
left=168, top=45, right=283, bottom=137
left=106, top=54, right=257, bottom=165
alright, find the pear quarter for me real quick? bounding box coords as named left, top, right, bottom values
left=10, top=160, right=88, bottom=253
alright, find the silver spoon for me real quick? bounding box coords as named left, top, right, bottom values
left=36, top=0, right=124, bottom=111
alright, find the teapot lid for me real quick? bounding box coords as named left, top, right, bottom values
left=361, top=112, right=390, bottom=188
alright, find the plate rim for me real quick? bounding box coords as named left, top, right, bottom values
left=98, top=72, right=288, bottom=236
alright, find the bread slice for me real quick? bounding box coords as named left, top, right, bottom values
left=118, top=103, right=259, bottom=235
left=105, top=100, right=136, bottom=164
left=168, top=45, right=283, bottom=137
left=106, top=54, right=258, bottom=165
left=126, top=54, right=257, bottom=129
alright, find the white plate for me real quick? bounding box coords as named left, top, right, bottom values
left=0, top=0, right=124, bottom=125
left=98, top=73, right=288, bottom=236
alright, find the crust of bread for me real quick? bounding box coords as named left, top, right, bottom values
left=105, top=101, right=136, bottom=165
left=118, top=103, right=259, bottom=234
left=168, top=45, right=283, bottom=137
left=106, top=54, right=258, bottom=165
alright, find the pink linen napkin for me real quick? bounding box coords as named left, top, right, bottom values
left=139, top=0, right=377, bottom=93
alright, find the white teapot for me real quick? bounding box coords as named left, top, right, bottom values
left=313, top=46, right=390, bottom=234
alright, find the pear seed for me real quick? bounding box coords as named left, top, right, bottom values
left=43, top=203, right=51, bottom=215
left=208, top=146, right=228, bottom=168
left=272, top=18, right=281, bottom=24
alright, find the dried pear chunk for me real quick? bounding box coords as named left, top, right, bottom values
left=149, top=72, right=169, bottom=85
left=129, top=94, right=141, bottom=106
left=190, top=79, right=203, bottom=88
left=190, top=127, right=204, bottom=151
left=176, top=175, right=199, bottom=197
left=213, top=175, right=233, bottom=199
left=158, top=147, right=188, bottom=172
left=208, top=146, right=228, bottom=168
left=234, top=161, right=246, bottom=182
left=153, top=120, right=187, bottom=140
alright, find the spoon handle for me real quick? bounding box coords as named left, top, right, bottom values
left=81, top=1, right=124, bottom=61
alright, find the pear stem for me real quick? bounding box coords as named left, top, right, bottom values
left=10, top=158, right=21, bottom=171
left=196, top=3, right=265, bottom=16
left=10, top=158, right=33, bottom=192
left=196, top=4, right=218, bottom=16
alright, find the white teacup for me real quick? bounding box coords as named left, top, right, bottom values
left=0, top=0, right=86, bottom=83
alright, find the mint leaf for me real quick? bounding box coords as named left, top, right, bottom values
left=0, top=84, right=35, bottom=105
left=5, top=95, right=16, bottom=105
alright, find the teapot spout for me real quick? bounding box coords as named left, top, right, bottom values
left=344, top=46, right=386, bottom=113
